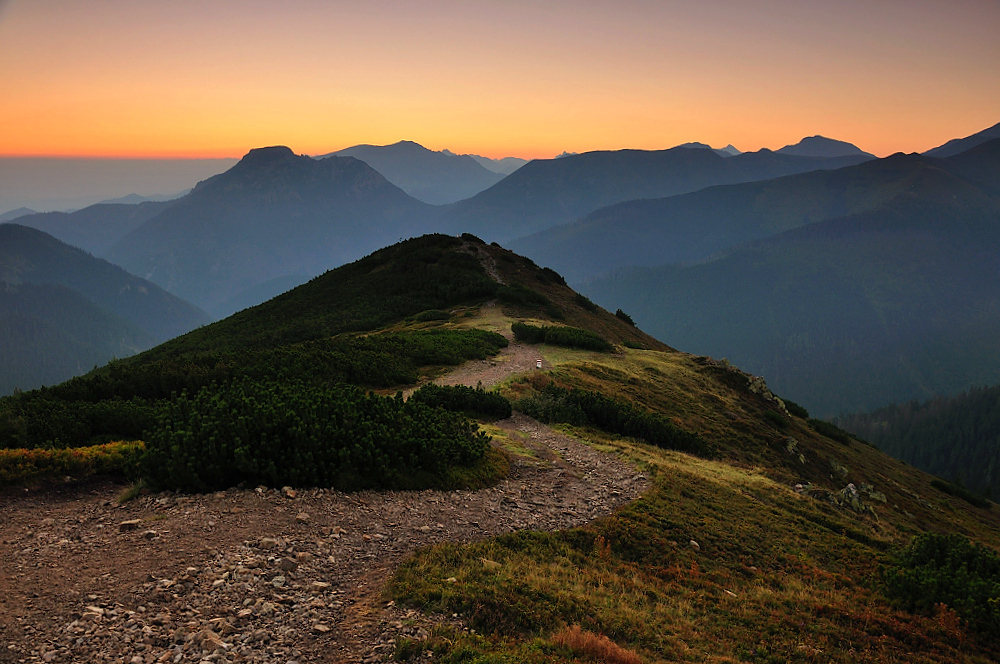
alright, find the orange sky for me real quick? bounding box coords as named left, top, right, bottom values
left=0, top=0, right=997, bottom=159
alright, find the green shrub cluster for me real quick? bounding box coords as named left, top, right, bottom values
left=511, top=322, right=613, bottom=352
left=140, top=380, right=490, bottom=493
left=0, top=329, right=508, bottom=451
left=573, top=293, right=598, bottom=312
left=410, top=384, right=512, bottom=421
left=783, top=399, right=810, bottom=419
left=763, top=409, right=790, bottom=429
left=414, top=309, right=451, bottom=322
left=615, top=309, right=635, bottom=326
left=497, top=284, right=551, bottom=308
left=514, top=383, right=713, bottom=458
left=809, top=418, right=853, bottom=445
left=881, top=533, right=1000, bottom=635
left=931, top=479, right=992, bottom=510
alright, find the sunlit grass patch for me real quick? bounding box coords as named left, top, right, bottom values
left=0, top=440, right=143, bottom=486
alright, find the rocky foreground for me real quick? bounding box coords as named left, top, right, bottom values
left=1, top=413, right=647, bottom=664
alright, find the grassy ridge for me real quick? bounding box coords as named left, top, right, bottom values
left=392, top=453, right=998, bottom=663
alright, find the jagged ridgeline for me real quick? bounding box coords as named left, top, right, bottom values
left=0, top=234, right=656, bottom=490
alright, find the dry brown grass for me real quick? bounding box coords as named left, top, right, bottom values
left=550, top=625, right=643, bottom=664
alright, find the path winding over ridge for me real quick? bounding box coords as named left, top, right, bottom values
left=0, top=347, right=647, bottom=663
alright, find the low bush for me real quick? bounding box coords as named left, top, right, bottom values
left=511, top=323, right=613, bottom=352
left=881, top=532, right=1000, bottom=635
left=139, top=380, right=490, bottom=493
left=573, top=293, right=598, bottom=312
left=809, top=418, right=853, bottom=445
left=410, top=384, right=512, bottom=421
left=497, top=284, right=551, bottom=308
left=783, top=399, right=810, bottom=419
left=0, top=441, right=142, bottom=486
left=550, top=625, right=642, bottom=664
left=615, top=309, right=635, bottom=326
left=931, top=478, right=992, bottom=510
left=763, top=409, right=790, bottom=429
left=514, top=383, right=713, bottom=458
left=414, top=309, right=451, bottom=322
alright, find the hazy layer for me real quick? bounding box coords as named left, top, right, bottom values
left=0, top=158, right=236, bottom=213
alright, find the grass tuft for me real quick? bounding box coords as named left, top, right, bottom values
left=550, top=625, right=642, bottom=664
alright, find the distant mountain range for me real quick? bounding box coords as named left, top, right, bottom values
left=318, top=140, right=507, bottom=205
left=108, top=146, right=436, bottom=317
left=440, top=144, right=875, bottom=242
left=509, top=142, right=930, bottom=283
left=456, top=152, right=529, bottom=175
left=12, top=200, right=174, bottom=256
left=582, top=138, right=1000, bottom=417
left=676, top=142, right=742, bottom=157
left=0, top=208, right=36, bottom=223
left=924, top=121, right=1000, bottom=158
left=0, top=224, right=209, bottom=394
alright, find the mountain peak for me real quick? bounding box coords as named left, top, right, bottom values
left=239, top=145, right=298, bottom=165
left=777, top=136, right=874, bottom=159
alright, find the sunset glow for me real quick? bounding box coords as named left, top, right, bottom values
left=1, top=0, right=997, bottom=159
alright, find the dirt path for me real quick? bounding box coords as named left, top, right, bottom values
left=0, top=349, right=646, bottom=664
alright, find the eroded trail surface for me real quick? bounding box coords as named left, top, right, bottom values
left=0, top=354, right=646, bottom=664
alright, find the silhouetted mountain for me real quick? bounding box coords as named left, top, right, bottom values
left=0, top=208, right=36, bottom=223
left=676, top=142, right=741, bottom=157
left=583, top=142, right=1000, bottom=417
left=510, top=146, right=963, bottom=283
left=320, top=140, right=505, bottom=205
left=463, top=153, right=528, bottom=175
left=0, top=224, right=210, bottom=394
left=98, top=191, right=187, bottom=205
left=777, top=135, right=875, bottom=158
left=12, top=200, right=173, bottom=256
left=108, top=146, right=435, bottom=317
left=925, top=121, right=1000, bottom=158
left=439, top=146, right=874, bottom=242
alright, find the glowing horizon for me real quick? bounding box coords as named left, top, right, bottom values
left=1, top=0, right=997, bottom=160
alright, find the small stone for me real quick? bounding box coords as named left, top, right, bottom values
left=119, top=520, right=141, bottom=532
left=690, top=540, right=700, bottom=551
left=310, top=581, right=331, bottom=592
left=272, top=576, right=287, bottom=588
left=282, top=487, right=297, bottom=499
left=142, top=530, right=159, bottom=540
left=444, top=577, right=458, bottom=584
left=295, top=512, right=310, bottom=524
left=278, top=558, right=298, bottom=572
left=313, top=623, right=331, bottom=633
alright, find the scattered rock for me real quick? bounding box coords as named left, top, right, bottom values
left=119, top=519, right=141, bottom=532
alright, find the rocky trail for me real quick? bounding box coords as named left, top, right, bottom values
left=0, top=345, right=647, bottom=664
